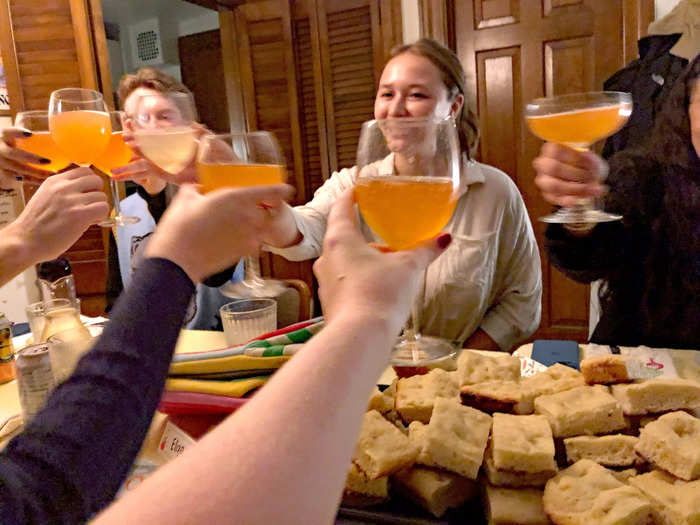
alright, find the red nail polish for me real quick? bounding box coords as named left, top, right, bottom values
left=437, top=233, right=452, bottom=249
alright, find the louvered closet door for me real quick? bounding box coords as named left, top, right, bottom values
left=318, top=0, right=384, bottom=176
left=234, top=0, right=316, bottom=294
left=0, top=0, right=112, bottom=316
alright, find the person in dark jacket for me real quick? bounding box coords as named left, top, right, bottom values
left=601, top=33, right=690, bottom=159
left=534, top=55, right=700, bottom=349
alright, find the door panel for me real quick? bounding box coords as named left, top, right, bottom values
left=451, top=0, right=653, bottom=342
left=179, top=30, right=230, bottom=133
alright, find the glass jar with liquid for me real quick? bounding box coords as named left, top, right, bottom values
left=39, top=299, right=91, bottom=343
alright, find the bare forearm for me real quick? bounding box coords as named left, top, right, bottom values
left=463, top=328, right=501, bottom=351
left=0, top=224, right=35, bottom=287
left=95, top=313, right=400, bottom=525
left=264, top=202, right=303, bottom=248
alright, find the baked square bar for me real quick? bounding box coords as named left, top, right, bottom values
left=534, top=385, right=626, bottom=438
left=353, top=410, right=419, bottom=479
left=543, top=459, right=652, bottom=525
left=491, top=414, right=556, bottom=473
left=635, top=411, right=700, bottom=481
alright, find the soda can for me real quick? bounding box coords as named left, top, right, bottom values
left=15, top=343, right=55, bottom=422
left=0, top=312, right=14, bottom=364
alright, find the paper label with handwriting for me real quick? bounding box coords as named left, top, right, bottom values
left=157, top=420, right=196, bottom=462
left=619, top=346, right=678, bottom=379
left=519, top=357, right=548, bottom=377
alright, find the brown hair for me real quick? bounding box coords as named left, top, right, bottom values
left=389, top=39, right=479, bottom=159
left=117, top=67, right=192, bottom=107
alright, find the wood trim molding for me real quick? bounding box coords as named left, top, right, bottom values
left=87, top=0, right=114, bottom=107
left=307, top=0, right=331, bottom=183
left=219, top=8, right=247, bottom=133
left=234, top=9, right=257, bottom=131
left=317, top=3, right=338, bottom=174
left=68, top=0, right=99, bottom=90
left=623, top=0, right=654, bottom=63
left=418, top=0, right=450, bottom=47
left=0, top=0, right=24, bottom=116
left=281, top=0, right=307, bottom=203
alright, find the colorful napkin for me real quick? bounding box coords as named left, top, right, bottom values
left=165, top=318, right=325, bottom=398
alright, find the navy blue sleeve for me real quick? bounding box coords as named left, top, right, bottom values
left=0, top=257, right=194, bottom=524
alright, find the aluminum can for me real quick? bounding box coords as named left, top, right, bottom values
left=16, top=343, right=55, bottom=421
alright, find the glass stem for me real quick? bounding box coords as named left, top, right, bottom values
left=109, top=178, right=122, bottom=221
left=406, top=269, right=426, bottom=362
left=244, top=255, right=265, bottom=286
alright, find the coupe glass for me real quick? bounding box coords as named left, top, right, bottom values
left=14, top=110, right=72, bottom=174
left=525, top=91, right=632, bottom=224
left=93, top=111, right=139, bottom=227
left=355, top=117, right=460, bottom=365
left=197, top=131, right=287, bottom=298
left=48, top=88, right=111, bottom=167
left=130, top=91, right=198, bottom=175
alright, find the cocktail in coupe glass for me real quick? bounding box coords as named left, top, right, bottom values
left=525, top=91, right=632, bottom=224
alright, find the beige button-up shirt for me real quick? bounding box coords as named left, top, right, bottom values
left=267, top=157, right=542, bottom=351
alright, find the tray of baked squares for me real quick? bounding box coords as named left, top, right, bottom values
left=338, top=347, right=700, bottom=524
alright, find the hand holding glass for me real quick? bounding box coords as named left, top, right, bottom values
left=93, top=111, right=140, bottom=226
left=525, top=91, right=632, bottom=224
left=355, top=117, right=460, bottom=365
left=197, top=131, right=287, bottom=298
left=14, top=111, right=72, bottom=173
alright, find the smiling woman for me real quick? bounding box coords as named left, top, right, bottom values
left=261, top=38, right=542, bottom=354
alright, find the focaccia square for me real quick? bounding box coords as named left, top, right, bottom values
left=534, top=385, right=626, bottom=438
left=353, top=410, right=419, bottom=479
left=491, top=414, right=556, bottom=473
left=543, top=459, right=652, bottom=525
left=424, top=398, right=492, bottom=479
left=635, top=411, right=700, bottom=481
left=629, top=470, right=700, bottom=525
left=610, top=379, right=700, bottom=416
left=564, top=435, right=639, bottom=467
left=457, top=350, right=521, bottom=386
left=460, top=380, right=522, bottom=414
left=392, top=466, right=478, bottom=518
left=483, top=484, right=551, bottom=525
left=395, top=368, right=458, bottom=424
left=516, top=364, right=586, bottom=414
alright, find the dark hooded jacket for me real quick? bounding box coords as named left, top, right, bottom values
left=602, top=33, right=689, bottom=159
left=545, top=55, right=700, bottom=349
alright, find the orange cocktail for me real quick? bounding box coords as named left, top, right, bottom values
left=15, top=132, right=72, bottom=173
left=49, top=110, right=111, bottom=166
left=355, top=176, right=457, bottom=250
left=526, top=104, right=630, bottom=147
left=94, top=132, right=133, bottom=176
left=197, top=163, right=286, bottom=193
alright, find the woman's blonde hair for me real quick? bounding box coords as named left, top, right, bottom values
left=389, top=39, right=480, bottom=159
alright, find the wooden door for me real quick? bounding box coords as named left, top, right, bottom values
left=447, top=0, right=653, bottom=342
left=229, top=0, right=401, bottom=296
left=179, top=30, right=230, bottom=133
left=0, top=0, right=113, bottom=316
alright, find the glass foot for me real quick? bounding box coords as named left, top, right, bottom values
left=220, top=279, right=287, bottom=299
left=540, top=206, right=621, bottom=225
left=391, top=335, right=458, bottom=367
left=98, top=215, right=141, bottom=227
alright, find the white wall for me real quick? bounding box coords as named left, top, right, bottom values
left=101, top=0, right=220, bottom=83
left=402, top=0, right=420, bottom=43
left=655, top=0, right=682, bottom=20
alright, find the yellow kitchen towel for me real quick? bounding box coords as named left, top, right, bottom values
left=165, top=376, right=269, bottom=398
left=169, top=354, right=290, bottom=376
